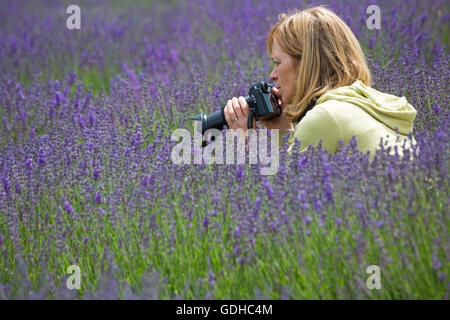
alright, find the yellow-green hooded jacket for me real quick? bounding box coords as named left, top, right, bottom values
left=279, top=80, right=417, bottom=160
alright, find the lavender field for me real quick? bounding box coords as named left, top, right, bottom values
left=0, top=0, right=448, bottom=299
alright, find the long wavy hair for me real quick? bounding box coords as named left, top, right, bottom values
left=266, top=6, right=372, bottom=123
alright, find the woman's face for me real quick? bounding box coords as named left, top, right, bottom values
left=269, top=38, right=298, bottom=106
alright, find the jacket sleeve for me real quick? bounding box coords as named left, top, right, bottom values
left=287, top=105, right=343, bottom=155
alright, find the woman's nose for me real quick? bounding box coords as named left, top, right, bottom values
left=269, top=69, right=277, bottom=82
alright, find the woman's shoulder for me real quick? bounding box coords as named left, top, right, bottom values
left=296, top=99, right=369, bottom=129
left=289, top=103, right=343, bottom=154
left=295, top=99, right=350, bottom=127
left=292, top=101, right=345, bottom=147
left=313, top=99, right=360, bottom=113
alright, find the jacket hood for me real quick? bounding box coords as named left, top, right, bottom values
left=315, top=80, right=417, bottom=135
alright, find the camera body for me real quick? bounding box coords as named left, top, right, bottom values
left=188, top=81, right=282, bottom=135
left=246, top=81, right=282, bottom=122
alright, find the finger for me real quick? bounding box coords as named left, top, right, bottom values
left=229, top=98, right=239, bottom=119
left=238, top=96, right=249, bottom=116
left=271, top=87, right=283, bottom=106
left=272, top=87, right=281, bottom=98
left=224, top=100, right=233, bottom=127
left=232, top=97, right=244, bottom=119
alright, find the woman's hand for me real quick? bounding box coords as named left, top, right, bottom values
left=224, top=96, right=256, bottom=131
left=259, top=87, right=294, bottom=131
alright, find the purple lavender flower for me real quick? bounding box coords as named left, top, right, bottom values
left=431, top=254, right=442, bottom=270
left=94, top=191, right=102, bottom=204
left=63, top=201, right=73, bottom=214
left=233, top=226, right=241, bottom=239
left=303, top=216, right=312, bottom=225
left=202, top=215, right=209, bottom=231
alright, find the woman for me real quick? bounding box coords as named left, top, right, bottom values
left=223, top=6, right=417, bottom=160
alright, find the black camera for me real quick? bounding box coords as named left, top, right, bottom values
left=188, top=81, right=282, bottom=136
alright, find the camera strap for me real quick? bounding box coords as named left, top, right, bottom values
left=296, top=97, right=318, bottom=123
left=247, top=106, right=256, bottom=129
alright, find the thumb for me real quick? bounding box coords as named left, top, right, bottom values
left=272, top=86, right=281, bottom=98
left=271, top=88, right=283, bottom=107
